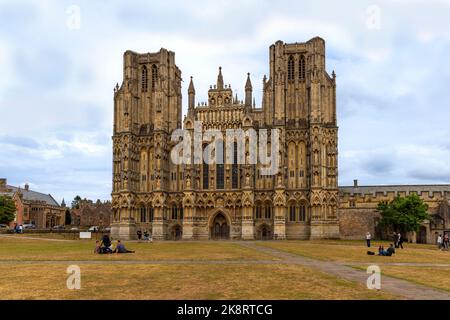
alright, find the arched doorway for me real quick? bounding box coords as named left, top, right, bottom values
left=256, top=223, right=272, bottom=240
left=417, top=226, right=427, bottom=244
left=210, top=212, right=229, bottom=240
left=171, top=225, right=182, bottom=240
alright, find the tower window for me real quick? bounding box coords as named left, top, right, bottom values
left=299, top=55, right=306, bottom=80
left=287, top=55, right=294, bottom=81
left=232, top=142, right=238, bottom=189
left=216, top=140, right=224, bottom=189
left=141, top=65, right=148, bottom=92
left=151, top=64, right=158, bottom=89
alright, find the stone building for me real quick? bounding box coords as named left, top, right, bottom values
left=70, top=199, right=111, bottom=228
left=0, top=178, right=64, bottom=228
left=111, top=37, right=339, bottom=240
left=339, top=180, right=450, bottom=243
left=110, top=37, right=450, bottom=243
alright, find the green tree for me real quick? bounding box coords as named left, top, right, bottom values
left=377, top=194, right=430, bottom=233
left=71, top=195, right=81, bottom=209
left=0, top=195, right=16, bottom=224
left=64, top=208, right=72, bottom=225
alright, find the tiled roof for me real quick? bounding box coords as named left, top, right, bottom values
left=3, top=185, right=60, bottom=207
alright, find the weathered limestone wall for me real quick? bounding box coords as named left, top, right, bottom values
left=339, top=208, right=380, bottom=240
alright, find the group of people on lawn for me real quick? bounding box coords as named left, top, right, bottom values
left=437, top=233, right=450, bottom=250
left=365, top=230, right=450, bottom=256
left=93, top=230, right=153, bottom=254
left=365, top=231, right=404, bottom=256
left=94, top=234, right=135, bottom=254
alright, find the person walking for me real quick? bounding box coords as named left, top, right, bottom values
left=437, top=234, right=443, bottom=250
left=397, top=232, right=404, bottom=249
left=393, top=232, right=398, bottom=248
left=137, top=229, right=142, bottom=241
left=366, top=232, right=372, bottom=248
left=444, top=233, right=449, bottom=250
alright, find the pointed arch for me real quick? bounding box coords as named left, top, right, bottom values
left=287, top=55, right=294, bottom=81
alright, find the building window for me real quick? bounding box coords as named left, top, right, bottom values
left=141, top=65, right=148, bottom=92
left=299, top=170, right=304, bottom=177
left=289, top=206, right=296, bottom=222
left=179, top=207, right=183, bottom=220
left=203, top=162, right=209, bottom=189
left=171, top=207, right=178, bottom=220
left=288, top=55, right=294, bottom=81
left=264, top=206, right=272, bottom=219
left=216, top=164, right=224, bottom=189
left=216, top=140, right=224, bottom=189
left=290, top=170, right=295, bottom=177
left=149, top=207, right=154, bottom=222
left=232, top=142, right=238, bottom=189
left=349, top=200, right=356, bottom=207
left=151, top=64, right=158, bottom=89
left=299, top=55, right=306, bottom=80
left=255, top=206, right=262, bottom=219
left=140, top=207, right=147, bottom=222
left=299, top=205, right=306, bottom=221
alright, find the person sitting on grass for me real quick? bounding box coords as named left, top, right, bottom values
left=378, top=244, right=395, bottom=256
left=113, top=240, right=135, bottom=254
left=94, top=240, right=101, bottom=254
left=100, top=234, right=113, bottom=254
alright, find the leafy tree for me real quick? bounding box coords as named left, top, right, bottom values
left=64, top=209, right=72, bottom=225
left=71, top=195, right=82, bottom=209
left=377, top=194, right=430, bottom=233
left=0, top=195, right=16, bottom=224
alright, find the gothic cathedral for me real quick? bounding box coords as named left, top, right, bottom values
left=111, top=37, right=339, bottom=240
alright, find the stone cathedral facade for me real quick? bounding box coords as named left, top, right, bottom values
left=111, top=37, right=340, bottom=240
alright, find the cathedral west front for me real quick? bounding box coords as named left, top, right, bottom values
left=111, top=37, right=340, bottom=240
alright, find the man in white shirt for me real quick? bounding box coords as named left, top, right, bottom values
left=366, top=232, right=372, bottom=247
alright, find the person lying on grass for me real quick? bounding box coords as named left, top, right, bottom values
left=112, top=240, right=135, bottom=254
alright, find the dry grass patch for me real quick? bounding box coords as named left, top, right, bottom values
left=0, top=263, right=398, bottom=300
left=0, top=237, right=275, bottom=261
left=351, top=265, right=450, bottom=293
left=257, top=240, right=450, bottom=264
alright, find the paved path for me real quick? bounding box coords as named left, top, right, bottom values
left=237, top=242, right=450, bottom=300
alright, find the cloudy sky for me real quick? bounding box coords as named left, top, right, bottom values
left=0, top=0, right=449, bottom=204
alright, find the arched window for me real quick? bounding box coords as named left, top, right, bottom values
left=254, top=205, right=262, bottom=219
left=151, top=64, right=158, bottom=89
left=232, top=142, right=238, bottom=189
left=287, top=55, right=294, bottom=81
left=141, top=65, right=148, bottom=92
left=203, top=144, right=209, bottom=189
left=289, top=205, right=296, bottom=222
left=299, top=204, right=306, bottom=221
left=149, top=207, right=154, bottom=222
left=140, top=207, right=147, bottom=222
left=299, top=55, right=306, bottom=80
left=264, top=205, right=272, bottom=219
left=216, top=139, right=224, bottom=189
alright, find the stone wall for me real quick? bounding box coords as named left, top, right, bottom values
left=339, top=208, right=380, bottom=240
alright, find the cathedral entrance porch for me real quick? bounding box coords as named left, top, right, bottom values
left=209, top=211, right=230, bottom=240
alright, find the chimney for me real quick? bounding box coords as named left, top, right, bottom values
left=353, top=179, right=358, bottom=187
left=24, top=183, right=29, bottom=191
